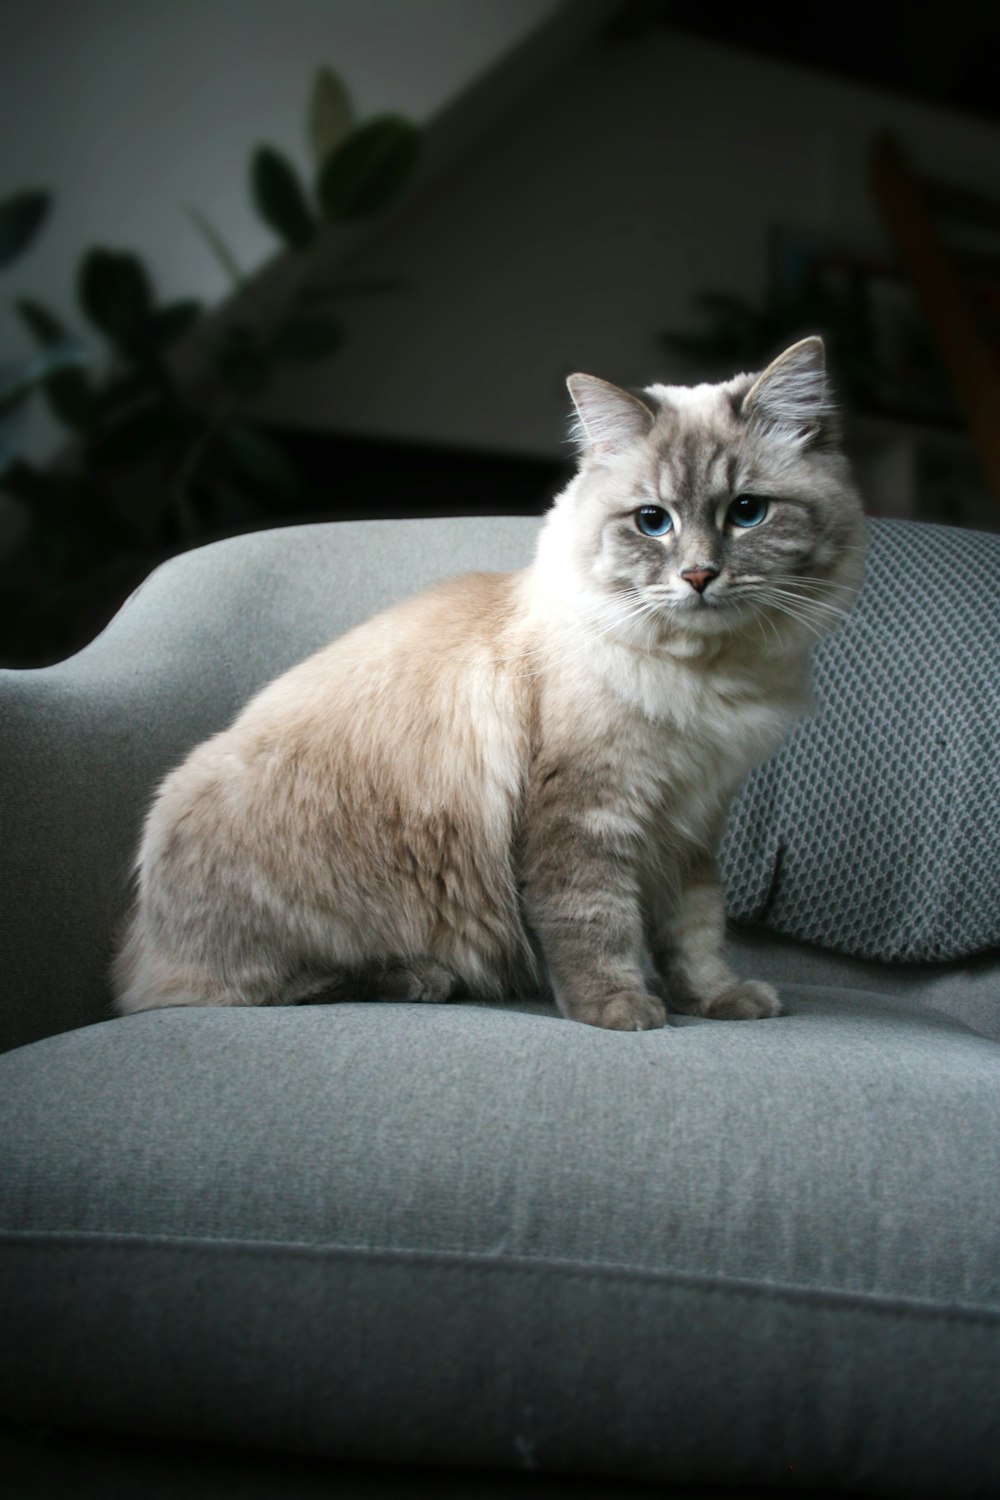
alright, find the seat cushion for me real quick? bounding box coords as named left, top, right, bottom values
left=2, top=993, right=998, bottom=1495
left=726, top=925, right=1000, bottom=1042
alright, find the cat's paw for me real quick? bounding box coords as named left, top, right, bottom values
left=703, top=979, right=781, bottom=1021
left=379, top=958, right=457, bottom=1002
left=568, top=989, right=667, bottom=1032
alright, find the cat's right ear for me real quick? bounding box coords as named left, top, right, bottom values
left=741, top=336, right=834, bottom=446
left=566, top=374, right=654, bottom=458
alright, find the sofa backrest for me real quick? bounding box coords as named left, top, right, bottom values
left=0, top=517, right=542, bottom=1052
left=3, top=513, right=998, bottom=1053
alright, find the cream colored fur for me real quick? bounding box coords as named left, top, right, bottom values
left=114, top=339, right=864, bottom=1029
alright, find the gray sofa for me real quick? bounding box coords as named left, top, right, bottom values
left=2, top=513, right=999, bottom=1497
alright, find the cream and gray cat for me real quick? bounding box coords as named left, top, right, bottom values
left=114, top=336, right=863, bottom=1030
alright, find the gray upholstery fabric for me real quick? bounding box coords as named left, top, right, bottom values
left=725, top=927, right=1000, bottom=1043
left=2, top=991, right=999, bottom=1495
left=2, top=514, right=998, bottom=1055
left=3, top=513, right=1000, bottom=1494
left=0, top=517, right=542, bottom=1053
left=723, top=519, right=1000, bottom=963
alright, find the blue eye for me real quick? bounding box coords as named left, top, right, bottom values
left=636, top=505, right=673, bottom=537
left=728, top=495, right=769, bottom=529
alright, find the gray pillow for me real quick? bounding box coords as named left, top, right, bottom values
left=722, top=518, right=1000, bottom=963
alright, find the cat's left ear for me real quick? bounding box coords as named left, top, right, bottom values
left=742, top=336, right=834, bottom=446
left=567, top=373, right=654, bottom=457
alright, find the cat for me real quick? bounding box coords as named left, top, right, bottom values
left=113, top=336, right=864, bottom=1031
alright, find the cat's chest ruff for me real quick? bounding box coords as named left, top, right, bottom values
left=556, top=639, right=803, bottom=832
left=587, top=634, right=800, bottom=745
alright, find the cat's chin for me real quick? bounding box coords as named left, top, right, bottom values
left=650, top=596, right=775, bottom=654
left=660, top=595, right=744, bottom=634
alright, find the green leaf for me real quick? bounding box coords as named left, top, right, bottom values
left=222, top=423, right=301, bottom=499
left=0, top=341, right=88, bottom=408
left=99, top=370, right=157, bottom=418
left=0, top=380, right=28, bottom=423
left=79, top=248, right=154, bottom=346
left=45, top=367, right=98, bottom=433
left=11, top=300, right=97, bottom=430
left=206, top=324, right=275, bottom=395
left=91, top=400, right=177, bottom=468
left=15, top=297, right=67, bottom=346
left=316, top=115, right=421, bottom=222
left=308, top=67, right=355, bottom=166
left=251, top=146, right=317, bottom=250
left=187, top=205, right=244, bottom=287
left=0, top=366, right=28, bottom=477
left=0, top=191, right=51, bottom=269
left=148, top=299, right=203, bottom=348
left=271, top=313, right=345, bottom=362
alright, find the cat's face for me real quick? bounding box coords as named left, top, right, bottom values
left=554, top=338, right=864, bottom=647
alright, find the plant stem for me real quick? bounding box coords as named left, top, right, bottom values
left=186, top=206, right=245, bottom=289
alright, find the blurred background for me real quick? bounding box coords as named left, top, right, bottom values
left=2, top=0, right=1000, bottom=665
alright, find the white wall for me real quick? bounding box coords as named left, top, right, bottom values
left=5, top=11, right=1000, bottom=467
left=0, top=0, right=563, bottom=457
left=251, top=28, right=1000, bottom=457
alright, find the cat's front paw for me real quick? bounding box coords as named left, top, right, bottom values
left=703, top=979, right=781, bottom=1021
left=568, top=989, right=667, bottom=1032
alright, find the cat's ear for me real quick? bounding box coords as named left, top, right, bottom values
left=741, top=336, right=834, bottom=446
left=566, top=373, right=654, bottom=457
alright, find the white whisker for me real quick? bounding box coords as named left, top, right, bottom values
left=755, top=597, right=830, bottom=641
left=762, top=588, right=852, bottom=622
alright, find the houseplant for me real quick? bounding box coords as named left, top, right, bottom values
left=0, top=68, right=421, bottom=665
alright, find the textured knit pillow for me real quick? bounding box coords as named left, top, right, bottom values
left=721, top=518, right=1000, bottom=963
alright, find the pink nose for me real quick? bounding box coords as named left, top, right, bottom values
left=680, top=566, right=718, bottom=594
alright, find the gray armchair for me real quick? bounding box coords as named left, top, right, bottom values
left=2, top=514, right=999, bottom=1496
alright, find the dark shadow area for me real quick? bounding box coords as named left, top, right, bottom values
left=0, top=1416, right=860, bottom=1500
left=0, top=432, right=565, bottom=668
left=638, top=2, right=1000, bottom=127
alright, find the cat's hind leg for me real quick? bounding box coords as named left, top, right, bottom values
left=368, top=957, right=459, bottom=1002
left=115, top=951, right=460, bottom=1015
left=292, top=958, right=459, bottom=1005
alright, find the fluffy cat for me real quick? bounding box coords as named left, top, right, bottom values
left=114, top=336, right=864, bottom=1030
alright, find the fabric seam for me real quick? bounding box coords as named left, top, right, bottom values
left=2, top=1228, right=997, bottom=1330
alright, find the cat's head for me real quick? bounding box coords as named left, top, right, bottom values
left=541, top=337, right=864, bottom=650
